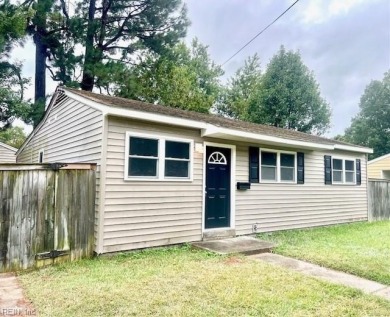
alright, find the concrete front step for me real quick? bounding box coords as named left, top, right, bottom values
left=192, top=236, right=276, bottom=255
left=202, top=229, right=236, bottom=241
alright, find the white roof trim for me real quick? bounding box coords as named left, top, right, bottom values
left=17, top=86, right=374, bottom=155
left=368, top=153, right=390, bottom=164
left=333, top=144, right=373, bottom=154
left=201, top=126, right=334, bottom=151
left=0, top=142, right=17, bottom=152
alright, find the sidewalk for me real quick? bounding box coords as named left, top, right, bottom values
left=0, top=273, right=36, bottom=316
left=250, top=253, right=390, bottom=301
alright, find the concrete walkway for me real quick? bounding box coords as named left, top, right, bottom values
left=250, top=253, right=390, bottom=301
left=0, top=273, right=36, bottom=316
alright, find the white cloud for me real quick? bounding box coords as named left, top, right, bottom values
left=300, top=0, right=372, bottom=24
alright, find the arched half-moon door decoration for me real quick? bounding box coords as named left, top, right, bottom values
left=207, top=151, right=227, bottom=165
left=205, top=146, right=231, bottom=229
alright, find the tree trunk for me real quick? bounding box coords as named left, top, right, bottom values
left=81, top=0, right=97, bottom=91
left=34, top=32, right=47, bottom=103
left=32, top=0, right=48, bottom=104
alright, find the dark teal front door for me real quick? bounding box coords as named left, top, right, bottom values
left=205, top=146, right=231, bottom=229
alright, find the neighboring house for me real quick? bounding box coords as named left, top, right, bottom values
left=368, top=154, right=390, bottom=179
left=0, top=141, right=17, bottom=163
left=16, top=87, right=373, bottom=254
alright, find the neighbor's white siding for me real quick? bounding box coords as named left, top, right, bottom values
left=234, top=144, right=368, bottom=235
left=0, top=143, right=16, bottom=163
left=16, top=96, right=104, bottom=250
left=103, top=116, right=203, bottom=253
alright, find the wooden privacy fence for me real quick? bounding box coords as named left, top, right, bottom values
left=368, top=179, right=390, bottom=221
left=0, top=163, right=96, bottom=272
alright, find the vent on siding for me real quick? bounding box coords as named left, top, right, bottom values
left=52, top=90, right=68, bottom=109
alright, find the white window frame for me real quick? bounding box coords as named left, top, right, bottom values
left=38, top=149, right=44, bottom=163
left=332, top=157, right=356, bottom=185
left=124, top=132, right=193, bottom=182
left=260, top=148, right=297, bottom=184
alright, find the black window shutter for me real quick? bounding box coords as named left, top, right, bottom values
left=324, top=155, right=332, bottom=185
left=356, top=159, right=361, bottom=185
left=297, top=152, right=304, bottom=184
left=249, top=147, right=259, bottom=183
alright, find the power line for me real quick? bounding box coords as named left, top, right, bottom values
left=221, top=0, right=300, bottom=66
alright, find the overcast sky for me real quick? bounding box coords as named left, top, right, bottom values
left=14, top=0, right=390, bottom=136
left=185, top=0, right=390, bottom=136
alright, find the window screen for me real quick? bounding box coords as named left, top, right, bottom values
left=345, top=160, right=355, bottom=183
left=281, top=153, right=295, bottom=181
left=332, top=158, right=343, bottom=183
left=261, top=152, right=277, bottom=181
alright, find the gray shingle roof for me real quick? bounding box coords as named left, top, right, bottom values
left=64, top=87, right=367, bottom=149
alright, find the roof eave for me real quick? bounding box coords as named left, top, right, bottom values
left=368, top=153, right=390, bottom=164
left=201, top=127, right=334, bottom=151
left=333, top=144, right=373, bottom=154
left=0, top=142, right=17, bottom=152
left=64, top=88, right=373, bottom=154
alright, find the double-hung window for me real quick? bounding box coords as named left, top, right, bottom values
left=126, top=133, right=192, bottom=181
left=165, top=140, right=191, bottom=178
left=332, top=158, right=355, bottom=184
left=128, top=137, right=159, bottom=177
left=280, top=153, right=295, bottom=181
left=332, top=158, right=343, bottom=183
left=261, top=151, right=277, bottom=181
left=260, top=150, right=296, bottom=183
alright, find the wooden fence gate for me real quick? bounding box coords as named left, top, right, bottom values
left=0, top=163, right=96, bottom=272
left=368, top=179, right=390, bottom=221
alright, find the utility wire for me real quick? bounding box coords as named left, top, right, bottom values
left=221, top=0, right=300, bottom=66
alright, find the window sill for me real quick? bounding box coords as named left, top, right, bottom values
left=124, top=177, right=193, bottom=182
left=257, top=181, right=298, bottom=185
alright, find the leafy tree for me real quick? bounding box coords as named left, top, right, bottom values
left=22, top=0, right=75, bottom=100
left=343, top=71, right=390, bottom=159
left=21, top=0, right=188, bottom=124
left=249, top=46, right=331, bottom=135
left=116, top=39, right=223, bottom=113
left=0, top=126, right=27, bottom=148
left=74, top=0, right=189, bottom=92
left=0, top=1, right=31, bottom=129
left=216, top=54, right=262, bottom=120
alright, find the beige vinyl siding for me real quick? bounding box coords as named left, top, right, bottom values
left=103, top=116, right=203, bottom=253
left=0, top=144, right=16, bottom=163
left=235, top=145, right=368, bottom=235
left=17, top=96, right=104, bottom=250
left=368, top=155, right=390, bottom=179
left=17, top=99, right=102, bottom=163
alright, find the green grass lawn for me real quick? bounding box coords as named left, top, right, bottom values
left=258, top=221, right=390, bottom=285
left=19, top=245, right=390, bottom=317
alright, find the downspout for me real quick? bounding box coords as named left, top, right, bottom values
left=96, top=112, right=108, bottom=254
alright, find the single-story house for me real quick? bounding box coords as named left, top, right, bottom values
left=368, top=154, right=390, bottom=179
left=0, top=141, right=17, bottom=163
left=16, top=87, right=373, bottom=254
